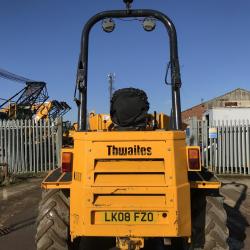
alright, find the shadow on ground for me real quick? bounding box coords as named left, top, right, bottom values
left=0, top=216, right=37, bottom=237
left=221, top=181, right=250, bottom=250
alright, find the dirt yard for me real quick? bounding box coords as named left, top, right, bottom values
left=0, top=177, right=249, bottom=250
left=220, top=177, right=250, bottom=250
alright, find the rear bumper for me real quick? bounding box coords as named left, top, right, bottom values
left=70, top=184, right=191, bottom=239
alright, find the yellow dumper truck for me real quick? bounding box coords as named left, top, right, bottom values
left=36, top=1, right=229, bottom=249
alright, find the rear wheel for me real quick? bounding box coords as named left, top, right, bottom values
left=190, top=190, right=229, bottom=250
left=36, top=189, right=78, bottom=250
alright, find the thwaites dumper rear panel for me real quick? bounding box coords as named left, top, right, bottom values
left=70, top=130, right=191, bottom=239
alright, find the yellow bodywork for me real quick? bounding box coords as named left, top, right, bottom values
left=70, top=130, right=191, bottom=239
left=88, top=112, right=170, bottom=131
left=89, top=112, right=113, bottom=131
left=42, top=114, right=220, bottom=244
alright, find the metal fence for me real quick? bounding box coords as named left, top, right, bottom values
left=0, top=118, right=62, bottom=174
left=186, top=118, right=250, bottom=175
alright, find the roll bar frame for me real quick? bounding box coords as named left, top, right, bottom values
left=76, top=9, right=182, bottom=131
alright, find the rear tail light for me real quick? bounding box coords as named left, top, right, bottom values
left=187, top=147, right=201, bottom=171
left=61, top=152, right=73, bottom=172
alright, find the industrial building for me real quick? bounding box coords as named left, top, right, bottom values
left=182, top=88, right=250, bottom=123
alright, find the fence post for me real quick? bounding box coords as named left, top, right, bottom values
left=246, top=119, right=250, bottom=174
left=242, top=120, right=246, bottom=174
left=55, top=117, right=63, bottom=167
left=44, top=120, right=48, bottom=172
left=218, top=121, right=221, bottom=174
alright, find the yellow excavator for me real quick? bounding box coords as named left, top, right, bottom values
left=34, top=100, right=71, bottom=121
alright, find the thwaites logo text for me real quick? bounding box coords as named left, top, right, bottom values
left=107, top=145, right=152, bottom=156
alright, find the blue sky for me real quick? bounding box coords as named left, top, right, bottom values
left=0, top=0, right=250, bottom=121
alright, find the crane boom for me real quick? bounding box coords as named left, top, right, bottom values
left=0, top=68, right=34, bottom=84
left=0, top=68, right=70, bottom=121
left=0, top=68, right=49, bottom=119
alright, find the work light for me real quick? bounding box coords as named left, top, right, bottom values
left=102, top=18, right=116, bottom=33
left=143, top=17, right=156, bottom=32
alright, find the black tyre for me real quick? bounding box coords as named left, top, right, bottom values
left=190, top=191, right=229, bottom=250
left=36, top=189, right=76, bottom=250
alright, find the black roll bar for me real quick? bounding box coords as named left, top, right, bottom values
left=76, top=9, right=182, bottom=131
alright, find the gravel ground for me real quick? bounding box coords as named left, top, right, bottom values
left=0, top=177, right=249, bottom=250
left=220, top=177, right=250, bottom=250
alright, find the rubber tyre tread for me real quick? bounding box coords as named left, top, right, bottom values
left=36, top=189, right=72, bottom=250
left=191, top=194, right=229, bottom=250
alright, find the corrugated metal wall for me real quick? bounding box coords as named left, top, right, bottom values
left=206, top=88, right=250, bottom=109
left=0, top=119, right=62, bottom=173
